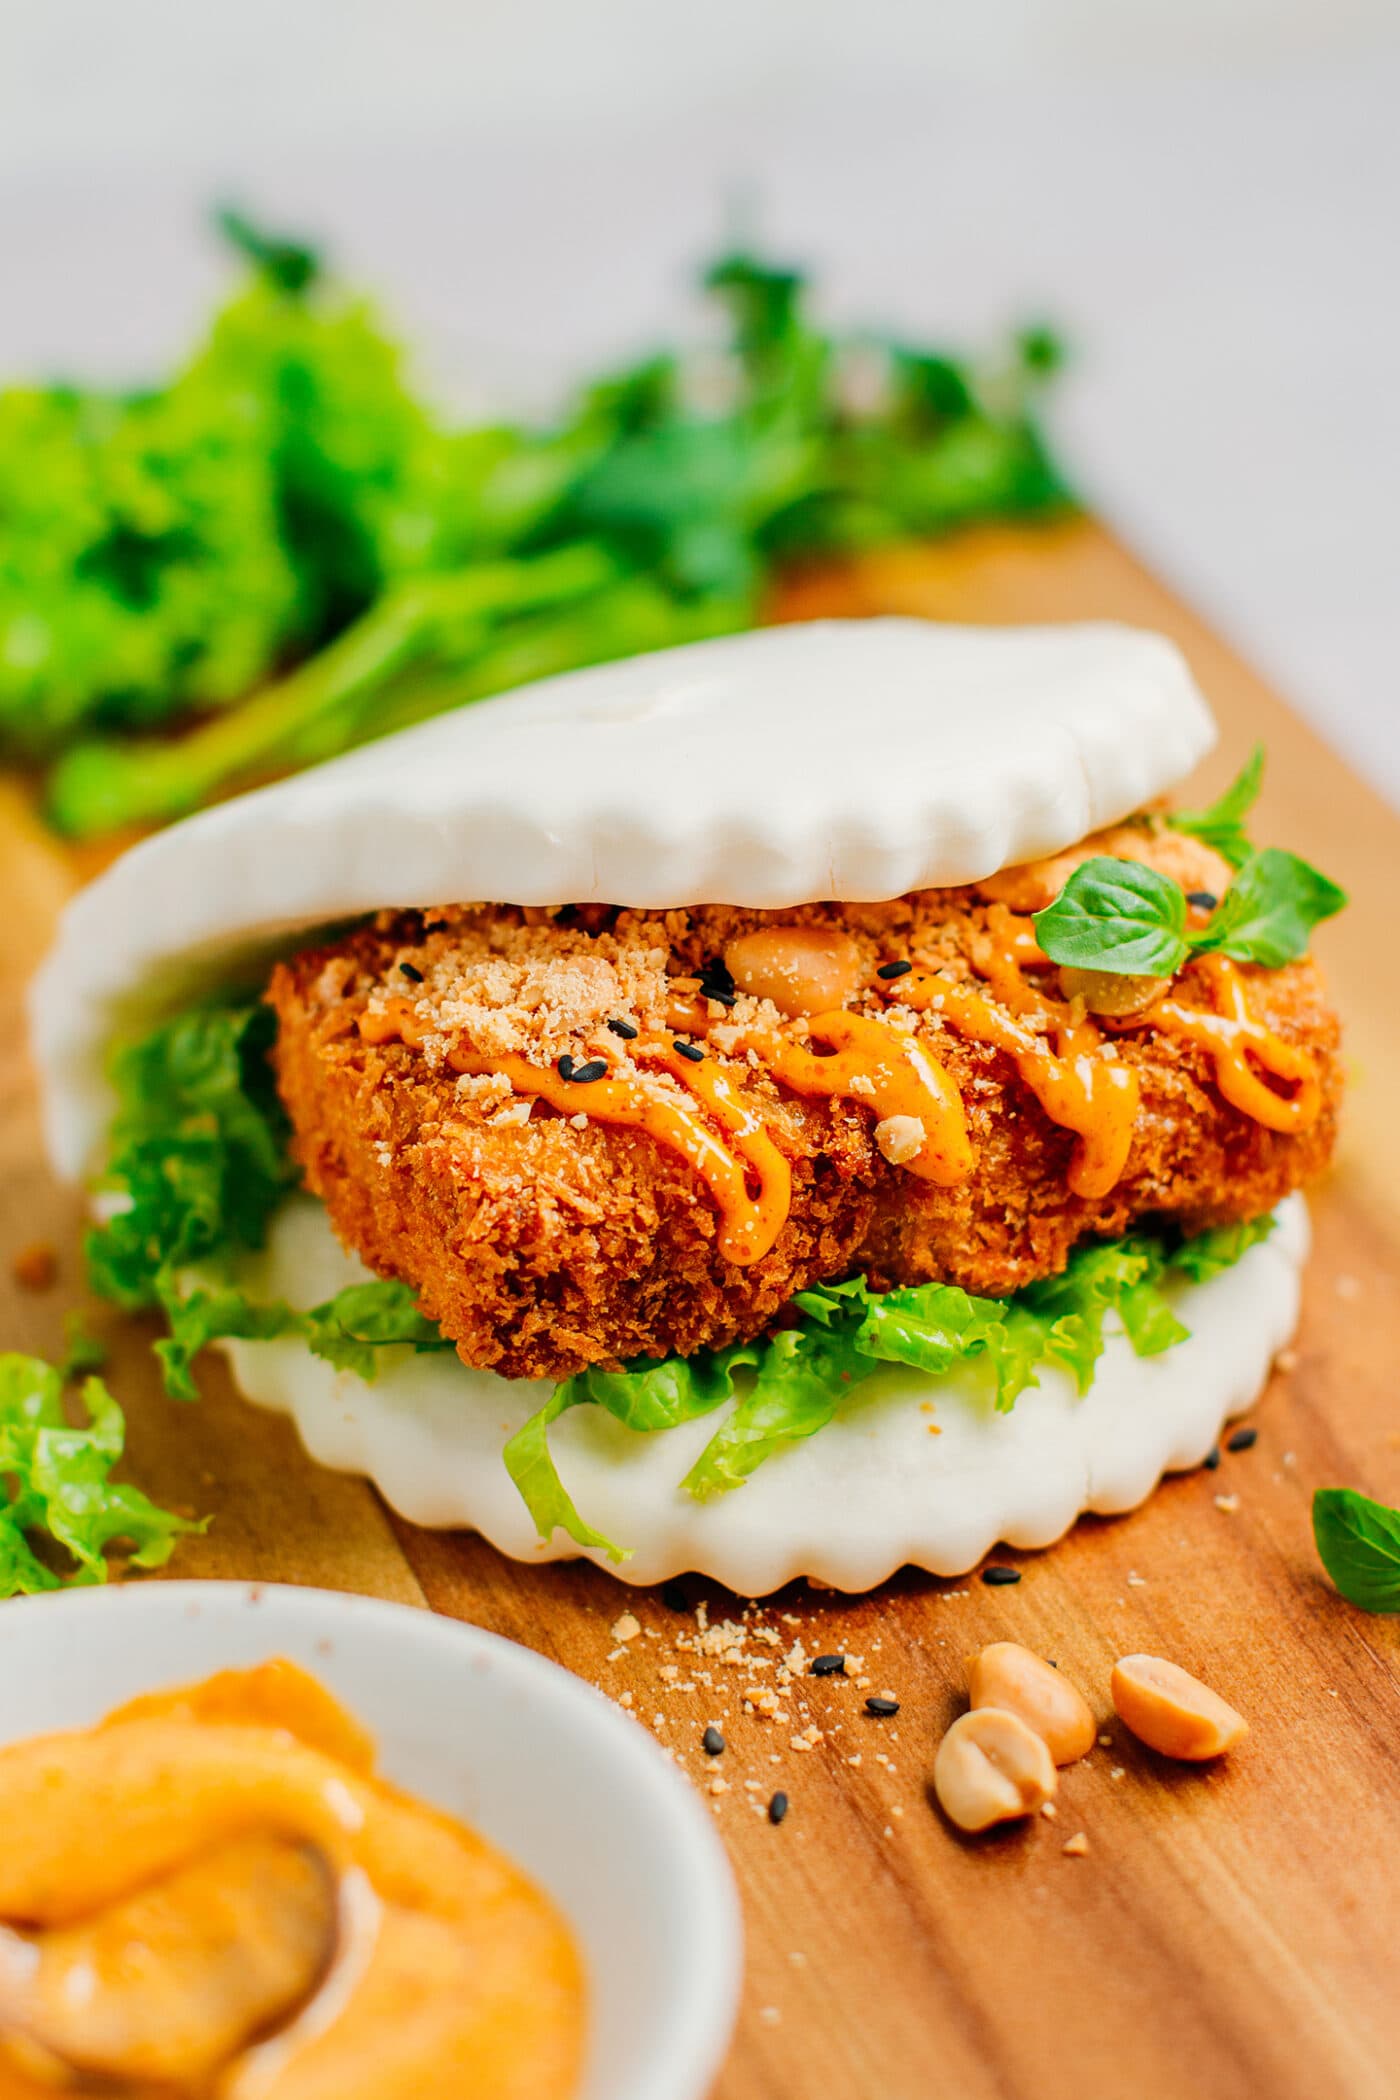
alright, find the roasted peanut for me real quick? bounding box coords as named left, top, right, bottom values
left=966, top=1643, right=1096, bottom=1766
left=933, top=1707, right=1057, bottom=1832
left=1057, top=965, right=1166, bottom=1018
left=1110, top=1654, right=1248, bottom=1760
left=723, top=927, right=863, bottom=1019
left=874, top=1114, right=926, bottom=1166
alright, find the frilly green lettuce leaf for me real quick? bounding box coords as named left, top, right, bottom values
left=156, top=1277, right=452, bottom=1401
left=0, top=1355, right=204, bottom=1593
left=87, top=1002, right=294, bottom=1314
left=87, top=1002, right=1284, bottom=1570
left=503, top=1347, right=756, bottom=1561
left=303, top=1282, right=453, bottom=1377
left=1168, top=1212, right=1276, bottom=1283
left=506, top=1217, right=1273, bottom=1556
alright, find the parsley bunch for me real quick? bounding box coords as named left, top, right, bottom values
left=1, top=212, right=1070, bottom=837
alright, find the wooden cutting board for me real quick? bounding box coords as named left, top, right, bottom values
left=3, top=517, right=1398, bottom=2100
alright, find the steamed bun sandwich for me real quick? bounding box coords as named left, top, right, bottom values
left=30, top=620, right=1345, bottom=1593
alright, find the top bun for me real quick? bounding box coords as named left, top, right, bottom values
left=31, top=617, right=1213, bottom=1177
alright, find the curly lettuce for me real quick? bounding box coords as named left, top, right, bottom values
left=0, top=1355, right=203, bottom=1594
left=89, top=1000, right=1278, bottom=1568
left=87, top=1002, right=450, bottom=1399
left=507, top=1217, right=1275, bottom=1561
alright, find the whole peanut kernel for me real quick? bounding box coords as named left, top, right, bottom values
left=933, top=1707, right=1057, bottom=1832
left=1111, top=1654, right=1248, bottom=1760
left=723, top=927, right=863, bottom=1019
left=1057, top=965, right=1166, bottom=1017
left=966, top=1643, right=1096, bottom=1766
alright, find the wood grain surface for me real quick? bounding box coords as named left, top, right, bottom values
left=3, top=518, right=1398, bottom=2100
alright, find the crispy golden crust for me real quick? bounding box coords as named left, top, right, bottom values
left=266, top=825, right=1342, bottom=1381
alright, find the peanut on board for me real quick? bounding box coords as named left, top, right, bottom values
left=723, top=927, right=863, bottom=1018
left=1111, top=1654, right=1248, bottom=1760
left=966, top=1643, right=1096, bottom=1766
left=933, top=1707, right=1058, bottom=1832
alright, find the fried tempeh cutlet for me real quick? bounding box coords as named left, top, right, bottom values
left=265, top=815, right=1341, bottom=1383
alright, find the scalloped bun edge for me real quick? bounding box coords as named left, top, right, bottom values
left=30, top=617, right=1214, bottom=1180
left=218, top=1193, right=1306, bottom=1595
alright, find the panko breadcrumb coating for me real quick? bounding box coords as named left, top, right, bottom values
left=265, top=814, right=1341, bottom=1382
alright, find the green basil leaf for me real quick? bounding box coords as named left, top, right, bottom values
left=1169, top=746, right=1264, bottom=869
left=1313, top=1488, right=1400, bottom=1613
left=1033, top=857, right=1190, bottom=977
left=1194, top=847, right=1347, bottom=967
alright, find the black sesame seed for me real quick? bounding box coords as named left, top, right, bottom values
left=424, top=919, right=448, bottom=935
left=674, top=1040, right=705, bottom=1063
left=556, top=1054, right=576, bottom=1081
left=607, top=1018, right=639, bottom=1040
left=702, top=1726, right=726, bottom=1757
left=1187, top=890, right=1219, bottom=911
left=662, top=1583, right=689, bottom=1612
left=877, top=960, right=913, bottom=980
left=569, top=1059, right=608, bottom=1085
left=1227, top=1426, right=1259, bottom=1453
left=1204, top=1445, right=1222, bottom=1470
left=810, top=1653, right=846, bottom=1677
left=398, top=961, right=424, bottom=983
left=699, top=957, right=737, bottom=1006
left=865, top=1696, right=900, bottom=1717
left=768, top=1791, right=789, bottom=1825
left=981, top=1565, right=1021, bottom=1587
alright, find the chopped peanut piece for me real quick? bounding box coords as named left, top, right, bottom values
left=874, top=1115, right=926, bottom=1166
left=1111, top=1654, right=1248, bottom=1761
left=933, top=1707, right=1057, bottom=1832
left=966, top=1643, right=1096, bottom=1766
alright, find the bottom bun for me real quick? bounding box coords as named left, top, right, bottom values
left=224, top=1194, right=1308, bottom=1595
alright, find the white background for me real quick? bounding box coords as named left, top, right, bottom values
left=1, top=0, right=1397, bottom=800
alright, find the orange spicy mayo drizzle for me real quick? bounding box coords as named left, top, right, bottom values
left=357, top=908, right=1320, bottom=1265
left=664, top=995, right=971, bottom=1184
left=754, top=1012, right=973, bottom=1185
left=360, top=998, right=789, bottom=1264
left=1148, top=951, right=1322, bottom=1133
left=874, top=910, right=1141, bottom=1201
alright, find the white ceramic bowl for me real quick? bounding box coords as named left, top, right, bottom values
left=0, top=1580, right=742, bottom=2100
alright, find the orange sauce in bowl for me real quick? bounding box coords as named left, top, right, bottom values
left=0, top=1662, right=583, bottom=2100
